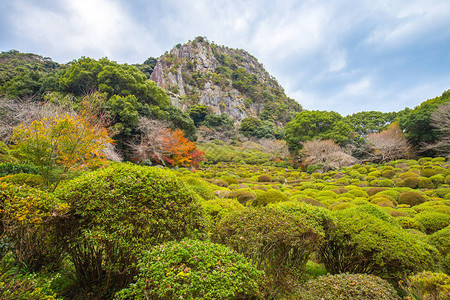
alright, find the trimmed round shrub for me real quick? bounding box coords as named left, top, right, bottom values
left=406, top=271, right=450, bottom=300
left=371, top=198, right=396, bottom=208
left=183, top=176, right=215, bottom=200
left=201, top=198, right=245, bottom=227
left=252, top=189, right=289, bottom=207
left=430, top=174, right=445, bottom=185
left=321, top=206, right=437, bottom=281
left=399, top=171, right=420, bottom=179
left=398, top=191, right=427, bottom=207
left=414, top=211, right=450, bottom=234
left=421, top=167, right=438, bottom=177
left=428, top=225, right=450, bottom=256
left=317, top=190, right=337, bottom=198
left=222, top=177, right=239, bottom=185
left=225, top=189, right=256, bottom=205
left=348, top=189, right=369, bottom=198
left=435, top=188, right=450, bottom=198
left=257, top=174, right=272, bottom=182
left=115, top=239, right=263, bottom=300
left=213, top=207, right=324, bottom=295
left=418, top=177, right=435, bottom=189
left=397, top=217, right=425, bottom=231
left=54, top=163, right=206, bottom=296
left=329, top=202, right=356, bottom=210
left=398, top=177, right=420, bottom=188
left=0, top=182, right=68, bottom=271
left=377, top=190, right=401, bottom=200
left=382, top=169, right=396, bottom=179
left=378, top=179, right=394, bottom=188
left=366, top=187, right=388, bottom=196
left=301, top=197, right=326, bottom=207
left=0, top=162, right=39, bottom=177
left=297, top=273, right=400, bottom=300
left=0, top=173, right=45, bottom=189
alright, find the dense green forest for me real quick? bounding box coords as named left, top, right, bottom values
left=0, top=48, right=449, bottom=299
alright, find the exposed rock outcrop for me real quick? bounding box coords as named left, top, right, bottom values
left=150, top=37, right=302, bottom=125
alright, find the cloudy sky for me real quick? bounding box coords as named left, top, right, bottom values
left=1, top=0, right=450, bottom=115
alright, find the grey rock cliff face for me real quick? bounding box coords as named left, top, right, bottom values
left=151, top=40, right=263, bottom=122
left=150, top=37, right=302, bottom=125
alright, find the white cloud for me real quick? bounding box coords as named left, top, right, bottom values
left=365, top=0, right=450, bottom=49
left=7, top=0, right=161, bottom=62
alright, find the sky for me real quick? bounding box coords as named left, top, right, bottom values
left=1, top=0, right=450, bottom=116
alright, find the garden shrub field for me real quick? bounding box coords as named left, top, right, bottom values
left=0, top=157, right=449, bottom=299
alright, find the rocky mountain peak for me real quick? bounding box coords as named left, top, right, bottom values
left=150, top=37, right=302, bottom=125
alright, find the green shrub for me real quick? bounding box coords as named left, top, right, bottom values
left=0, top=182, right=68, bottom=271
left=212, top=178, right=229, bottom=187
left=444, top=253, right=450, bottom=274
left=378, top=179, right=395, bottom=187
left=115, top=239, right=263, bottom=300
left=0, top=173, right=45, bottom=189
left=435, top=188, right=450, bottom=198
left=329, top=202, right=356, bottom=210
left=421, top=167, right=438, bottom=177
left=252, top=189, right=289, bottom=207
left=371, top=197, right=396, bottom=208
left=348, top=189, right=369, bottom=198
left=430, top=174, right=445, bottom=185
left=399, top=171, right=420, bottom=179
left=0, top=162, right=39, bottom=177
left=182, top=176, right=215, bottom=200
left=213, top=207, right=323, bottom=295
left=382, top=169, right=396, bottom=178
left=366, top=187, right=388, bottom=196
left=397, top=217, right=425, bottom=231
left=222, top=177, right=239, bottom=185
left=428, top=226, right=450, bottom=257
left=419, top=177, right=435, bottom=189
left=405, top=271, right=450, bottom=300
left=317, top=190, right=337, bottom=198
left=257, top=174, right=272, bottom=182
left=398, top=177, right=421, bottom=188
left=321, top=206, right=437, bottom=281
left=54, top=163, right=206, bottom=297
left=297, top=273, right=400, bottom=300
left=0, top=253, right=60, bottom=300
left=301, top=197, right=326, bottom=207
left=398, top=191, right=427, bottom=206
left=414, top=211, right=450, bottom=234
left=225, top=189, right=256, bottom=205
left=201, top=198, right=245, bottom=227
left=377, top=189, right=401, bottom=200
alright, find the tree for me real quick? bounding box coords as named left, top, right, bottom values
left=301, top=139, right=358, bottom=171
left=399, top=90, right=450, bottom=151
left=59, top=57, right=170, bottom=107
left=189, top=104, right=209, bottom=126
left=423, top=102, right=450, bottom=157
left=130, top=118, right=205, bottom=168
left=239, top=117, right=262, bottom=137
left=343, top=111, right=398, bottom=135
left=11, top=114, right=112, bottom=185
left=284, top=110, right=352, bottom=153
left=367, top=123, right=412, bottom=163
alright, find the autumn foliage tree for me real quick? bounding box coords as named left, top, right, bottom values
left=130, top=118, right=205, bottom=168
left=11, top=113, right=112, bottom=185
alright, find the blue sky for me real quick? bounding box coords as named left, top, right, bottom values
left=1, top=0, right=450, bottom=115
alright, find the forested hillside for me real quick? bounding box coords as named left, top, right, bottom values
left=0, top=40, right=449, bottom=299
